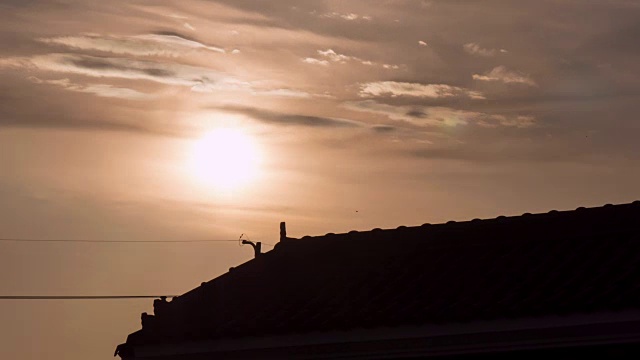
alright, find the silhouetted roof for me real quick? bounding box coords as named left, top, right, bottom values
left=122, top=201, right=640, bottom=347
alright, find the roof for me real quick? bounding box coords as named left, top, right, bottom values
left=120, top=201, right=640, bottom=350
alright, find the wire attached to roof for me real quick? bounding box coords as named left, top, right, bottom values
left=0, top=237, right=274, bottom=246
left=0, top=295, right=177, bottom=300
left=0, top=238, right=237, bottom=243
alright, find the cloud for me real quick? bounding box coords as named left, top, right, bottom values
left=38, top=32, right=225, bottom=57
left=319, top=12, right=372, bottom=21
left=472, top=66, right=537, bottom=86
left=307, top=49, right=400, bottom=69
left=6, top=53, right=322, bottom=99
left=183, top=22, right=196, bottom=31
left=359, top=81, right=485, bottom=99
left=346, top=100, right=473, bottom=126
left=28, top=77, right=153, bottom=100
left=219, top=105, right=364, bottom=128
left=344, top=100, right=535, bottom=128
left=252, top=88, right=321, bottom=99
left=0, top=112, right=149, bottom=133
left=303, top=57, right=329, bottom=66
left=0, top=57, right=37, bottom=70
left=139, top=33, right=224, bottom=53
left=0, top=74, right=159, bottom=134
left=418, top=40, right=428, bottom=46
left=168, top=13, right=189, bottom=20
left=371, top=125, right=397, bottom=133
left=317, top=49, right=352, bottom=63
left=10, top=53, right=246, bottom=92
left=482, top=115, right=536, bottom=128
left=463, top=43, right=498, bottom=57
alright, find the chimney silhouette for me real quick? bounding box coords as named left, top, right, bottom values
left=280, top=222, right=287, bottom=242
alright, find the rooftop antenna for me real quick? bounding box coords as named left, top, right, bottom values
left=239, top=234, right=261, bottom=258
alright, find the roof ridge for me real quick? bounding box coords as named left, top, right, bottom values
left=290, top=200, right=640, bottom=241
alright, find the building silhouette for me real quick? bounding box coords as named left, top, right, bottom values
left=115, top=201, right=640, bottom=359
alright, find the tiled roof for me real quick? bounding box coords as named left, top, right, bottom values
left=122, top=201, right=640, bottom=347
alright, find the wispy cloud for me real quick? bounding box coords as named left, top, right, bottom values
left=304, top=49, right=400, bottom=69
left=463, top=43, right=501, bottom=57
left=345, top=100, right=535, bottom=128
left=6, top=53, right=321, bottom=99
left=0, top=57, right=37, bottom=70
left=345, top=100, right=472, bottom=126
left=38, top=32, right=225, bottom=57
left=473, top=66, right=537, bottom=86
left=318, top=12, right=372, bottom=21
left=317, top=49, right=353, bottom=63
left=6, top=53, right=246, bottom=92
left=28, top=77, right=153, bottom=100
left=139, top=33, right=224, bottom=53
left=303, top=57, right=330, bottom=66
left=219, top=105, right=363, bottom=128
left=251, top=88, right=333, bottom=99
left=359, top=81, right=485, bottom=99
left=0, top=76, right=157, bottom=133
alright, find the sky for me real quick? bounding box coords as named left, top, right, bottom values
left=1, top=0, right=640, bottom=359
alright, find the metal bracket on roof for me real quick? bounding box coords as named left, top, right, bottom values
left=241, top=240, right=262, bottom=258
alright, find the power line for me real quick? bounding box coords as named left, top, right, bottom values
left=0, top=238, right=274, bottom=246
left=0, top=295, right=176, bottom=300
left=0, top=238, right=235, bottom=243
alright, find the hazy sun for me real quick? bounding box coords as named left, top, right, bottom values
left=188, top=128, right=261, bottom=191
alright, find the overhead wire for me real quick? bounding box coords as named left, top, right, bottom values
left=0, top=295, right=177, bottom=300
left=0, top=235, right=274, bottom=300
left=0, top=237, right=274, bottom=246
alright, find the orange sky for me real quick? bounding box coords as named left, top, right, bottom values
left=2, top=1, right=640, bottom=359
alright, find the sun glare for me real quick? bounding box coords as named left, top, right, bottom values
left=188, top=128, right=261, bottom=191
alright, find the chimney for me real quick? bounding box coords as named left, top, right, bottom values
left=280, top=222, right=287, bottom=242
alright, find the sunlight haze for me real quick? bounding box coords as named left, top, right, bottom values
left=1, top=1, right=640, bottom=359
